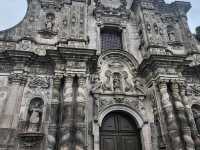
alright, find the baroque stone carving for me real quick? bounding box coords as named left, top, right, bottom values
left=171, top=82, right=194, bottom=150
left=167, top=25, right=177, bottom=42
left=122, top=71, right=133, bottom=92
left=102, top=70, right=112, bottom=92
left=27, top=98, right=44, bottom=132
left=180, top=84, right=200, bottom=149
left=38, top=13, right=57, bottom=38
left=113, top=72, right=122, bottom=92
left=158, top=81, right=183, bottom=150
left=28, top=76, right=50, bottom=89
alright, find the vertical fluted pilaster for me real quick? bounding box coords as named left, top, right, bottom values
left=159, top=81, right=183, bottom=150
left=171, top=82, right=194, bottom=150
left=180, top=84, right=200, bottom=150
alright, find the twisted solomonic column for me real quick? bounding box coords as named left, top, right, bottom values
left=171, top=82, right=195, bottom=150
left=159, top=81, right=183, bottom=150
left=180, top=84, right=200, bottom=150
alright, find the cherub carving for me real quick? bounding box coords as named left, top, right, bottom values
left=91, top=74, right=102, bottom=92
left=122, top=71, right=133, bottom=92
left=113, top=72, right=122, bottom=92
left=45, top=13, right=55, bottom=31
left=102, top=70, right=112, bottom=92
left=27, top=98, right=44, bottom=132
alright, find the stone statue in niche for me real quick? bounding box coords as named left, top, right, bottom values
left=113, top=72, right=122, bottom=92
left=167, top=25, right=176, bottom=42
left=27, top=98, right=44, bottom=132
left=159, top=28, right=164, bottom=35
left=38, top=13, right=57, bottom=38
left=153, top=23, right=159, bottom=34
left=102, top=70, right=112, bottom=92
left=91, top=73, right=102, bottom=92
left=45, top=13, right=55, bottom=31
left=146, top=23, right=151, bottom=33
left=122, top=71, right=132, bottom=92
left=192, top=106, right=200, bottom=134
left=168, top=31, right=176, bottom=41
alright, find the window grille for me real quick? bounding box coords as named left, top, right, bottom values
left=101, top=28, right=122, bottom=51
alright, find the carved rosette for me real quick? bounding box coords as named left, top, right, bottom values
left=28, top=76, right=50, bottom=89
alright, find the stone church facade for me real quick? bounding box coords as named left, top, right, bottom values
left=0, top=0, right=200, bottom=150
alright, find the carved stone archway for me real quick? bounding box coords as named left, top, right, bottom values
left=93, top=105, right=152, bottom=150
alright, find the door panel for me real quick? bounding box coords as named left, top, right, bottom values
left=120, top=136, right=141, bottom=150
left=101, top=115, right=117, bottom=131
left=101, top=135, right=117, bottom=150
left=100, top=112, right=141, bottom=150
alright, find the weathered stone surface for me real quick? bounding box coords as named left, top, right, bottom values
left=0, top=0, right=200, bottom=150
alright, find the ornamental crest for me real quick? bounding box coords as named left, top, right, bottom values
left=28, top=76, right=50, bottom=89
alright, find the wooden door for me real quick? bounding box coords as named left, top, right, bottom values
left=100, top=112, right=141, bottom=150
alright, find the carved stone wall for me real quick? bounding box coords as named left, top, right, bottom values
left=0, top=0, right=199, bottom=150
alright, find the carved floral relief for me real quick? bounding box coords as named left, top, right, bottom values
left=92, top=58, right=145, bottom=95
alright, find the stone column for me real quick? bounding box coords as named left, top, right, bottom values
left=47, top=75, right=62, bottom=150
left=0, top=73, right=27, bottom=149
left=63, top=75, right=74, bottom=103
left=158, top=81, right=183, bottom=150
left=121, top=26, right=128, bottom=51
left=171, top=82, right=194, bottom=150
left=78, top=75, right=88, bottom=148
left=96, top=24, right=101, bottom=55
left=180, top=84, right=200, bottom=150
left=59, top=74, right=74, bottom=150
left=2, top=73, right=27, bottom=128
left=52, top=75, right=62, bottom=102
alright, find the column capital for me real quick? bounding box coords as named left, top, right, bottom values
left=158, top=80, right=167, bottom=89
left=79, top=75, right=87, bottom=87
left=8, top=73, right=28, bottom=85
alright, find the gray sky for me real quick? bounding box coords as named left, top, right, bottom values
left=0, top=0, right=199, bottom=33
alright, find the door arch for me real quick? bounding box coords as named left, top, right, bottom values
left=100, top=111, right=142, bottom=150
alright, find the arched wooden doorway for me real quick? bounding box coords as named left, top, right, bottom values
left=100, top=111, right=141, bottom=150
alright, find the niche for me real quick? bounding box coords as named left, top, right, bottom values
left=26, top=98, right=44, bottom=132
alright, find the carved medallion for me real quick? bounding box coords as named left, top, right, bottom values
left=28, top=77, right=50, bottom=89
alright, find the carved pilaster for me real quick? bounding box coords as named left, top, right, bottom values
left=158, top=81, right=183, bottom=150
left=63, top=75, right=74, bottom=103
left=52, top=75, right=62, bottom=101
left=48, top=75, right=62, bottom=150
left=171, top=82, right=194, bottom=150
left=79, top=75, right=87, bottom=89
left=179, top=83, right=200, bottom=149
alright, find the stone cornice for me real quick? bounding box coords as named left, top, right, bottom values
left=138, top=55, right=191, bottom=82
left=0, top=48, right=97, bottom=64
left=0, top=48, right=97, bottom=75
left=57, top=47, right=97, bottom=61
